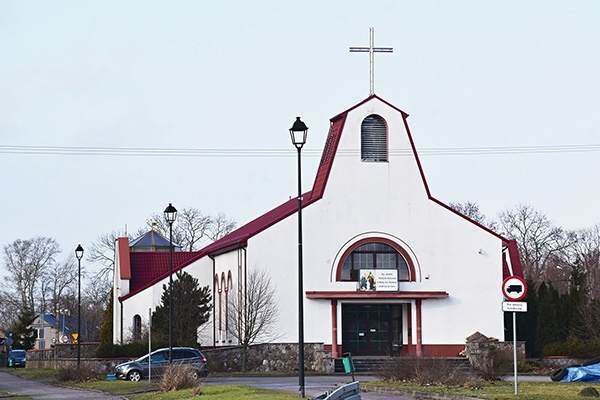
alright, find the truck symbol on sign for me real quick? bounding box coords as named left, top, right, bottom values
left=507, top=284, right=523, bottom=293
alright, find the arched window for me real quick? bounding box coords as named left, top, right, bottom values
left=361, top=114, right=387, bottom=162
left=339, top=241, right=411, bottom=283
left=133, top=314, right=142, bottom=341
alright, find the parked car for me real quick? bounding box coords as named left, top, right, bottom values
left=114, top=347, right=208, bottom=382
left=8, top=349, right=26, bottom=368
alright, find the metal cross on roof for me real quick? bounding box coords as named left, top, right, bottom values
left=349, top=27, right=393, bottom=95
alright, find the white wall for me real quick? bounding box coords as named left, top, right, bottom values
left=226, top=97, right=506, bottom=347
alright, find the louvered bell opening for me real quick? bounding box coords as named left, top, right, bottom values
left=361, top=114, right=388, bottom=162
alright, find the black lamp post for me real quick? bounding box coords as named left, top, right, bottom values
left=289, top=116, right=308, bottom=398
left=75, top=244, right=84, bottom=368
left=164, top=203, right=177, bottom=364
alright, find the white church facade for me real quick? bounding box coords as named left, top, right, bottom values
left=113, top=94, right=523, bottom=358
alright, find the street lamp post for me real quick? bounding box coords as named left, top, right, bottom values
left=75, top=244, right=84, bottom=368
left=289, top=116, right=308, bottom=398
left=164, top=203, right=178, bottom=364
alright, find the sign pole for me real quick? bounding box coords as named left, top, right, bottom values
left=502, top=275, right=527, bottom=396
left=513, top=311, right=518, bottom=395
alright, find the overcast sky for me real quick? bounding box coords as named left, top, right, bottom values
left=1, top=1, right=599, bottom=273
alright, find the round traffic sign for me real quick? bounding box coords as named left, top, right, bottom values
left=502, top=275, right=527, bottom=301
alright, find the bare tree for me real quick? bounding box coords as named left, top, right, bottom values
left=87, top=230, right=130, bottom=279
left=228, top=268, right=280, bottom=371
left=81, top=272, right=113, bottom=341
left=208, top=212, right=237, bottom=242
left=146, top=206, right=236, bottom=251
left=146, top=207, right=213, bottom=251
left=0, top=290, right=22, bottom=331
left=448, top=201, right=497, bottom=230
left=2, top=237, right=62, bottom=314
left=39, top=256, right=78, bottom=314
left=569, top=224, right=600, bottom=301
left=497, top=204, right=575, bottom=284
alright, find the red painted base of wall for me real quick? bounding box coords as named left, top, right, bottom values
left=324, top=344, right=465, bottom=358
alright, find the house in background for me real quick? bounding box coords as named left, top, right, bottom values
left=113, top=94, right=523, bottom=358
left=29, top=313, right=77, bottom=349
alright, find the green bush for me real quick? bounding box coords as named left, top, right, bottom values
left=517, top=360, right=539, bottom=373
left=543, top=335, right=600, bottom=357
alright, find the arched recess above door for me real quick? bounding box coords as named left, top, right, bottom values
left=331, top=233, right=421, bottom=283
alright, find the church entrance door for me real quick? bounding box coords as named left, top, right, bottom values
left=341, top=304, right=402, bottom=356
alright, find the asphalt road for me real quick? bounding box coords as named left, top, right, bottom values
left=0, top=371, right=123, bottom=400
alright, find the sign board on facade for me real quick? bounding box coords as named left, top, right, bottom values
left=502, top=275, right=527, bottom=301
left=502, top=301, right=527, bottom=312
left=358, top=269, right=398, bottom=292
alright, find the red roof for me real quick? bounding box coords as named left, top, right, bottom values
left=128, top=252, right=200, bottom=294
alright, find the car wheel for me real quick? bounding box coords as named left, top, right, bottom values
left=127, top=370, right=142, bottom=382
left=551, top=368, right=568, bottom=382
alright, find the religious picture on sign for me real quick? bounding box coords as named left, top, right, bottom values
left=358, top=269, right=399, bottom=292
left=359, top=270, right=377, bottom=291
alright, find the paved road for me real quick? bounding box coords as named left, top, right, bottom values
left=0, top=371, right=123, bottom=400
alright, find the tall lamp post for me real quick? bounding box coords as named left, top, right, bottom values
left=75, top=244, right=84, bottom=368
left=164, top=203, right=177, bottom=364
left=289, top=116, right=308, bottom=398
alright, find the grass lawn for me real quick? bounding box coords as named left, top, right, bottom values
left=363, top=380, right=600, bottom=400
left=1, top=367, right=56, bottom=380
left=128, top=385, right=300, bottom=399
left=67, top=380, right=299, bottom=399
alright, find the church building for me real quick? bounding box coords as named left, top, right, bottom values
left=113, top=93, right=523, bottom=358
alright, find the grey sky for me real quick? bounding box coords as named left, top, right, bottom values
left=1, top=1, right=599, bottom=272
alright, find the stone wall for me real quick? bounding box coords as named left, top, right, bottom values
left=203, top=343, right=334, bottom=373
left=464, top=332, right=525, bottom=371
left=24, top=342, right=334, bottom=374
left=25, top=343, right=129, bottom=374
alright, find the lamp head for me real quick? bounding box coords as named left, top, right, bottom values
left=289, top=117, right=308, bottom=149
left=164, top=203, right=178, bottom=224
left=75, top=244, right=84, bottom=260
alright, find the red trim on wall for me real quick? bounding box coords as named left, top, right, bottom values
left=401, top=344, right=465, bottom=357
left=415, top=299, right=422, bottom=356
left=118, top=237, right=131, bottom=280
left=421, top=345, right=466, bottom=357
left=310, top=116, right=347, bottom=201
left=507, top=239, right=524, bottom=278
left=331, top=300, right=338, bottom=358
left=306, top=291, right=448, bottom=299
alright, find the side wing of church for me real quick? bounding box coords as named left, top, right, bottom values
left=114, top=95, right=523, bottom=357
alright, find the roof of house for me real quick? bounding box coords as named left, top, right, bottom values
left=120, top=95, right=523, bottom=301
left=129, top=251, right=200, bottom=293
left=129, top=230, right=181, bottom=250
left=30, top=313, right=77, bottom=334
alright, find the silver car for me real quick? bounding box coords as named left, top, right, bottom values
left=114, top=347, right=208, bottom=382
